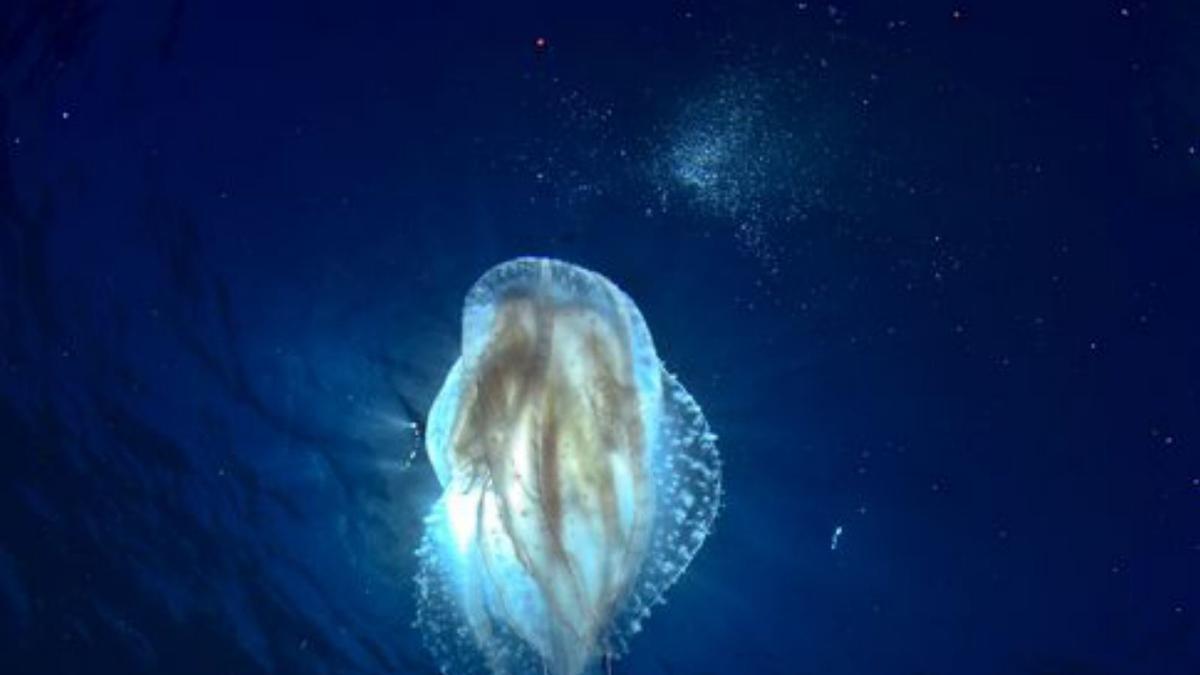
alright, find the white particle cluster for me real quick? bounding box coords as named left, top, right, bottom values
left=651, top=69, right=835, bottom=274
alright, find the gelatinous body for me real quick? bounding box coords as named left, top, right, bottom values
left=416, top=258, right=721, bottom=675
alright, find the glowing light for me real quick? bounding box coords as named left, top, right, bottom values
left=415, top=258, right=722, bottom=675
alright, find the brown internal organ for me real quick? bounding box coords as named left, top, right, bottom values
left=449, top=293, right=646, bottom=555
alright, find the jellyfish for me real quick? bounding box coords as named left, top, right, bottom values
left=415, top=257, right=722, bottom=675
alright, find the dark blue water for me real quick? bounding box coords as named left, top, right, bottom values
left=2, top=1, right=1198, bottom=673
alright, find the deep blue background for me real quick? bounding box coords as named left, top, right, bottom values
left=2, top=1, right=1198, bottom=673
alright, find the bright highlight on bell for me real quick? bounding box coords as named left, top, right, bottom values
left=415, top=258, right=722, bottom=675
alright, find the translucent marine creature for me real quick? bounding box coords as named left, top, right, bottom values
left=415, top=258, right=722, bottom=675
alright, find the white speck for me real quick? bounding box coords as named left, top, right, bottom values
left=679, top=490, right=696, bottom=509
left=61, top=110, right=70, bottom=120
left=830, top=525, right=843, bottom=551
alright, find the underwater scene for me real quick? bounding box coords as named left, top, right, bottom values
left=1, top=1, right=1198, bottom=674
